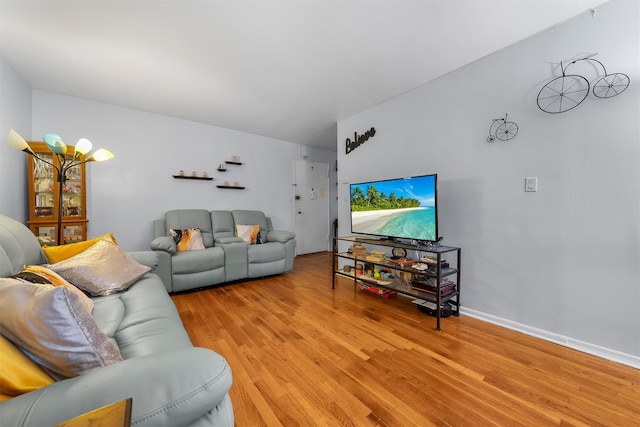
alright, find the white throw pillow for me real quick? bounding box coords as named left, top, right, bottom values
left=236, top=224, right=261, bottom=245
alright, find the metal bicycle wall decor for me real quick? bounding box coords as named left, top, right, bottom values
left=487, top=113, right=519, bottom=142
left=537, top=54, right=630, bottom=114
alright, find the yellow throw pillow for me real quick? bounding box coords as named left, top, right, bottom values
left=43, top=233, right=117, bottom=264
left=0, top=335, right=55, bottom=402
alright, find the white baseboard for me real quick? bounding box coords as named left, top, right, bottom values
left=460, top=307, right=640, bottom=370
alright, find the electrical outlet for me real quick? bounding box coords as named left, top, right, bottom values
left=525, top=177, right=538, bottom=192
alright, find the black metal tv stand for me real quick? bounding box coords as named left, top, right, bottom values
left=333, top=236, right=461, bottom=331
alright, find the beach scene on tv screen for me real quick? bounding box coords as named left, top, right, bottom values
left=350, top=175, right=436, bottom=241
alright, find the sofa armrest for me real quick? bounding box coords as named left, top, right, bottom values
left=126, top=251, right=160, bottom=270
left=150, top=236, right=176, bottom=254
left=267, top=230, right=295, bottom=243
left=0, top=348, right=233, bottom=427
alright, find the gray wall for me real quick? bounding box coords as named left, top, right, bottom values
left=28, top=90, right=337, bottom=251
left=0, top=71, right=337, bottom=252
left=0, top=56, right=31, bottom=220
left=337, top=0, right=639, bottom=365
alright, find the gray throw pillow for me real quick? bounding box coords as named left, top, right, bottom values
left=49, top=237, right=151, bottom=296
left=0, top=278, right=123, bottom=380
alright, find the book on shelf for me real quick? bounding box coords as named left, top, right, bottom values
left=388, top=258, right=416, bottom=266
left=366, top=250, right=386, bottom=262
left=357, top=283, right=397, bottom=298
left=410, top=281, right=456, bottom=296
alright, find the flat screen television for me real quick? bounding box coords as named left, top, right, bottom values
left=350, top=174, right=438, bottom=243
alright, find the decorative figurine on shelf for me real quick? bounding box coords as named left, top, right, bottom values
left=231, top=155, right=240, bottom=163
left=218, top=163, right=226, bottom=171
left=202, top=172, right=208, bottom=178
left=178, top=170, right=185, bottom=176
left=223, top=180, right=229, bottom=186
left=191, top=171, right=197, bottom=177
left=233, top=181, right=239, bottom=187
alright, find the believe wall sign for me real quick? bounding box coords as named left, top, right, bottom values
left=345, top=127, right=376, bottom=154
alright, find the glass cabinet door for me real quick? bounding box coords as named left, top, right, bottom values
left=32, top=225, right=56, bottom=246
left=32, top=154, right=56, bottom=219
left=63, top=224, right=85, bottom=244
left=63, top=163, right=84, bottom=218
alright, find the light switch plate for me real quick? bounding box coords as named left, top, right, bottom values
left=525, top=177, right=538, bottom=192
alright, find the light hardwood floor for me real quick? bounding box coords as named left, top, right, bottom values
left=171, top=252, right=639, bottom=426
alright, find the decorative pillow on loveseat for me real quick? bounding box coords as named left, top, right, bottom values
left=170, top=227, right=205, bottom=251
left=235, top=224, right=262, bottom=245
left=48, top=236, right=151, bottom=297
left=0, top=278, right=123, bottom=380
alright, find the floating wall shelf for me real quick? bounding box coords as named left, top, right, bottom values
left=216, top=185, right=245, bottom=190
left=173, top=175, right=214, bottom=181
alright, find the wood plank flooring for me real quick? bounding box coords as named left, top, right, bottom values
left=171, top=252, right=639, bottom=426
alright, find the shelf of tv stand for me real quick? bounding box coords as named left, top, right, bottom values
left=336, top=252, right=459, bottom=279
left=336, top=266, right=456, bottom=297
left=342, top=236, right=457, bottom=254
left=332, top=236, right=461, bottom=331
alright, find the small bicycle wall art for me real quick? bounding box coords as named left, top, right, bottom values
left=487, top=113, right=519, bottom=143
left=536, top=54, right=630, bottom=114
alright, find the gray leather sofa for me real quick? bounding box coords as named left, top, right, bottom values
left=151, top=209, right=296, bottom=293
left=0, top=215, right=234, bottom=426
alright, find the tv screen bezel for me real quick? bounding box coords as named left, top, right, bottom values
left=349, top=173, right=438, bottom=244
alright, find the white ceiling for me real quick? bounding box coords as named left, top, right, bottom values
left=0, top=0, right=609, bottom=151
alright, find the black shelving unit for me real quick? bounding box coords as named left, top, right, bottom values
left=333, top=236, right=461, bottom=331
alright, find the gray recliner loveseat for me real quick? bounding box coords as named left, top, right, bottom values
left=151, top=209, right=296, bottom=293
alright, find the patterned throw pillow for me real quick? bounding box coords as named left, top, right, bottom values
left=170, top=228, right=205, bottom=251
left=11, top=265, right=94, bottom=313
left=236, top=224, right=261, bottom=245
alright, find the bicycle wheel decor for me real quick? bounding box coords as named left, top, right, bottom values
left=537, top=54, right=630, bottom=114
left=487, top=114, right=519, bottom=143
left=592, top=72, right=630, bottom=98
left=537, top=74, right=589, bottom=114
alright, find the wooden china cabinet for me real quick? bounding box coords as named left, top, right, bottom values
left=26, top=142, right=88, bottom=246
